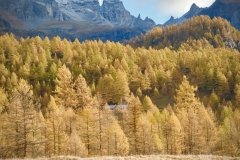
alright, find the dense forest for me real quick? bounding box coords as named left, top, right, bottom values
left=130, top=16, right=240, bottom=50
left=0, top=17, right=240, bottom=158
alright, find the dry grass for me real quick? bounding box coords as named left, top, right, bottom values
left=7, top=155, right=240, bottom=160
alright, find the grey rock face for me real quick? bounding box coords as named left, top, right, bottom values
left=0, top=0, right=156, bottom=41
left=225, top=37, right=237, bottom=49
left=56, top=0, right=104, bottom=22
left=0, top=0, right=65, bottom=21
left=100, top=0, right=155, bottom=29
left=100, top=0, right=134, bottom=26
left=0, top=17, right=11, bottom=29
left=133, top=16, right=156, bottom=30
left=49, top=0, right=155, bottom=29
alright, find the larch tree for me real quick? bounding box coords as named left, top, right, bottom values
left=137, top=114, right=156, bottom=155
left=142, top=96, right=156, bottom=112
left=136, top=87, right=143, bottom=98
left=97, top=71, right=130, bottom=104
left=218, top=116, right=238, bottom=156
left=97, top=75, right=114, bottom=103
left=67, top=129, right=87, bottom=157
left=215, top=70, right=229, bottom=97
left=100, top=106, right=129, bottom=156
left=10, top=72, right=18, bottom=87
left=0, top=75, right=6, bottom=87
left=0, top=88, right=7, bottom=113
left=159, top=109, right=171, bottom=154
left=175, top=76, right=198, bottom=110
left=32, top=111, right=46, bottom=157
left=83, top=99, right=128, bottom=156
left=232, top=109, right=240, bottom=156
left=177, top=106, right=203, bottom=154
left=5, top=79, right=44, bottom=158
left=153, top=87, right=160, bottom=97
left=74, top=74, right=93, bottom=111
left=217, top=108, right=240, bottom=156
left=124, top=94, right=143, bottom=154
left=168, top=110, right=183, bottom=154
left=54, top=65, right=76, bottom=109
left=63, top=107, right=76, bottom=136
left=159, top=107, right=183, bottom=154
left=78, top=107, right=99, bottom=156
left=45, top=96, right=67, bottom=157
left=108, top=117, right=129, bottom=156
left=234, top=83, right=240, bottom=106
left=175, top=76, right=205, bottom=154
left=198, top=105, right=217, bottom=154
left=112, top=70, right=130, bottom=103
left=143, top=97, right=163, bottom=154
left=74, top=75, right=107, bottom=155
left=0, top=88, right=8, bottom=158
left=141, top=71, right=151, bottom=92
left=208, top=90, right=219, bottom=110
left=93, top=96, right=105, bottom=156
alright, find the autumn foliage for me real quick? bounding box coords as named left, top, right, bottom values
left=0, top=21, right=240, bottom=158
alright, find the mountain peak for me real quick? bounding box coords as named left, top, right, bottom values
left=137, top=14, right=141, bottom=19
left=169, top=16, right=174, bottom=20
left=164, top=0, right=240, bottom=29
left=164, top=3, right=202, bottom=26
left=190, top=3, right=199, bottom=11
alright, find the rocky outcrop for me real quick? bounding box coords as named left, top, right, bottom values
left=100, top=0, right=155, bottom=29
left=100, top=0, right=134, bottom=26
left=133, top=16, right=156, bottom=31
left=165, top=3, right=204, bottom=26
left=56, top=0, right=103, bottom=22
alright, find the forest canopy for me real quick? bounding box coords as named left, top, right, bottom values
left=0, top=17, right=240, bottom=158
left=129, top=16, right=240, bottom=50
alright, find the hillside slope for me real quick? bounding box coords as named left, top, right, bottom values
left=0, top=34, right=240, bottom=158
left=130, top=16, right=240, bottom=50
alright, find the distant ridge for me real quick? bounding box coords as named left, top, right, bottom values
left=165, top=3, right=205, bottom=26
left=164, top=0, right=240, bottom=29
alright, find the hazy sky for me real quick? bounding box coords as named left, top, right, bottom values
left=99, top=0, right=215, bottom=24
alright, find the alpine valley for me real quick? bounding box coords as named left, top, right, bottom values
left=0, top=0, right=240, bottom=159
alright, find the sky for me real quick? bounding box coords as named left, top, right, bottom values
left=99, top=0, right=215, bottom=24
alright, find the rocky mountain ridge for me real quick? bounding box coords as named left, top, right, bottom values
left=164, top=0, right=240, bottom=29
left=165, top=3, right=205, bottom=26
left=0, top=0, right=156, bottom=41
